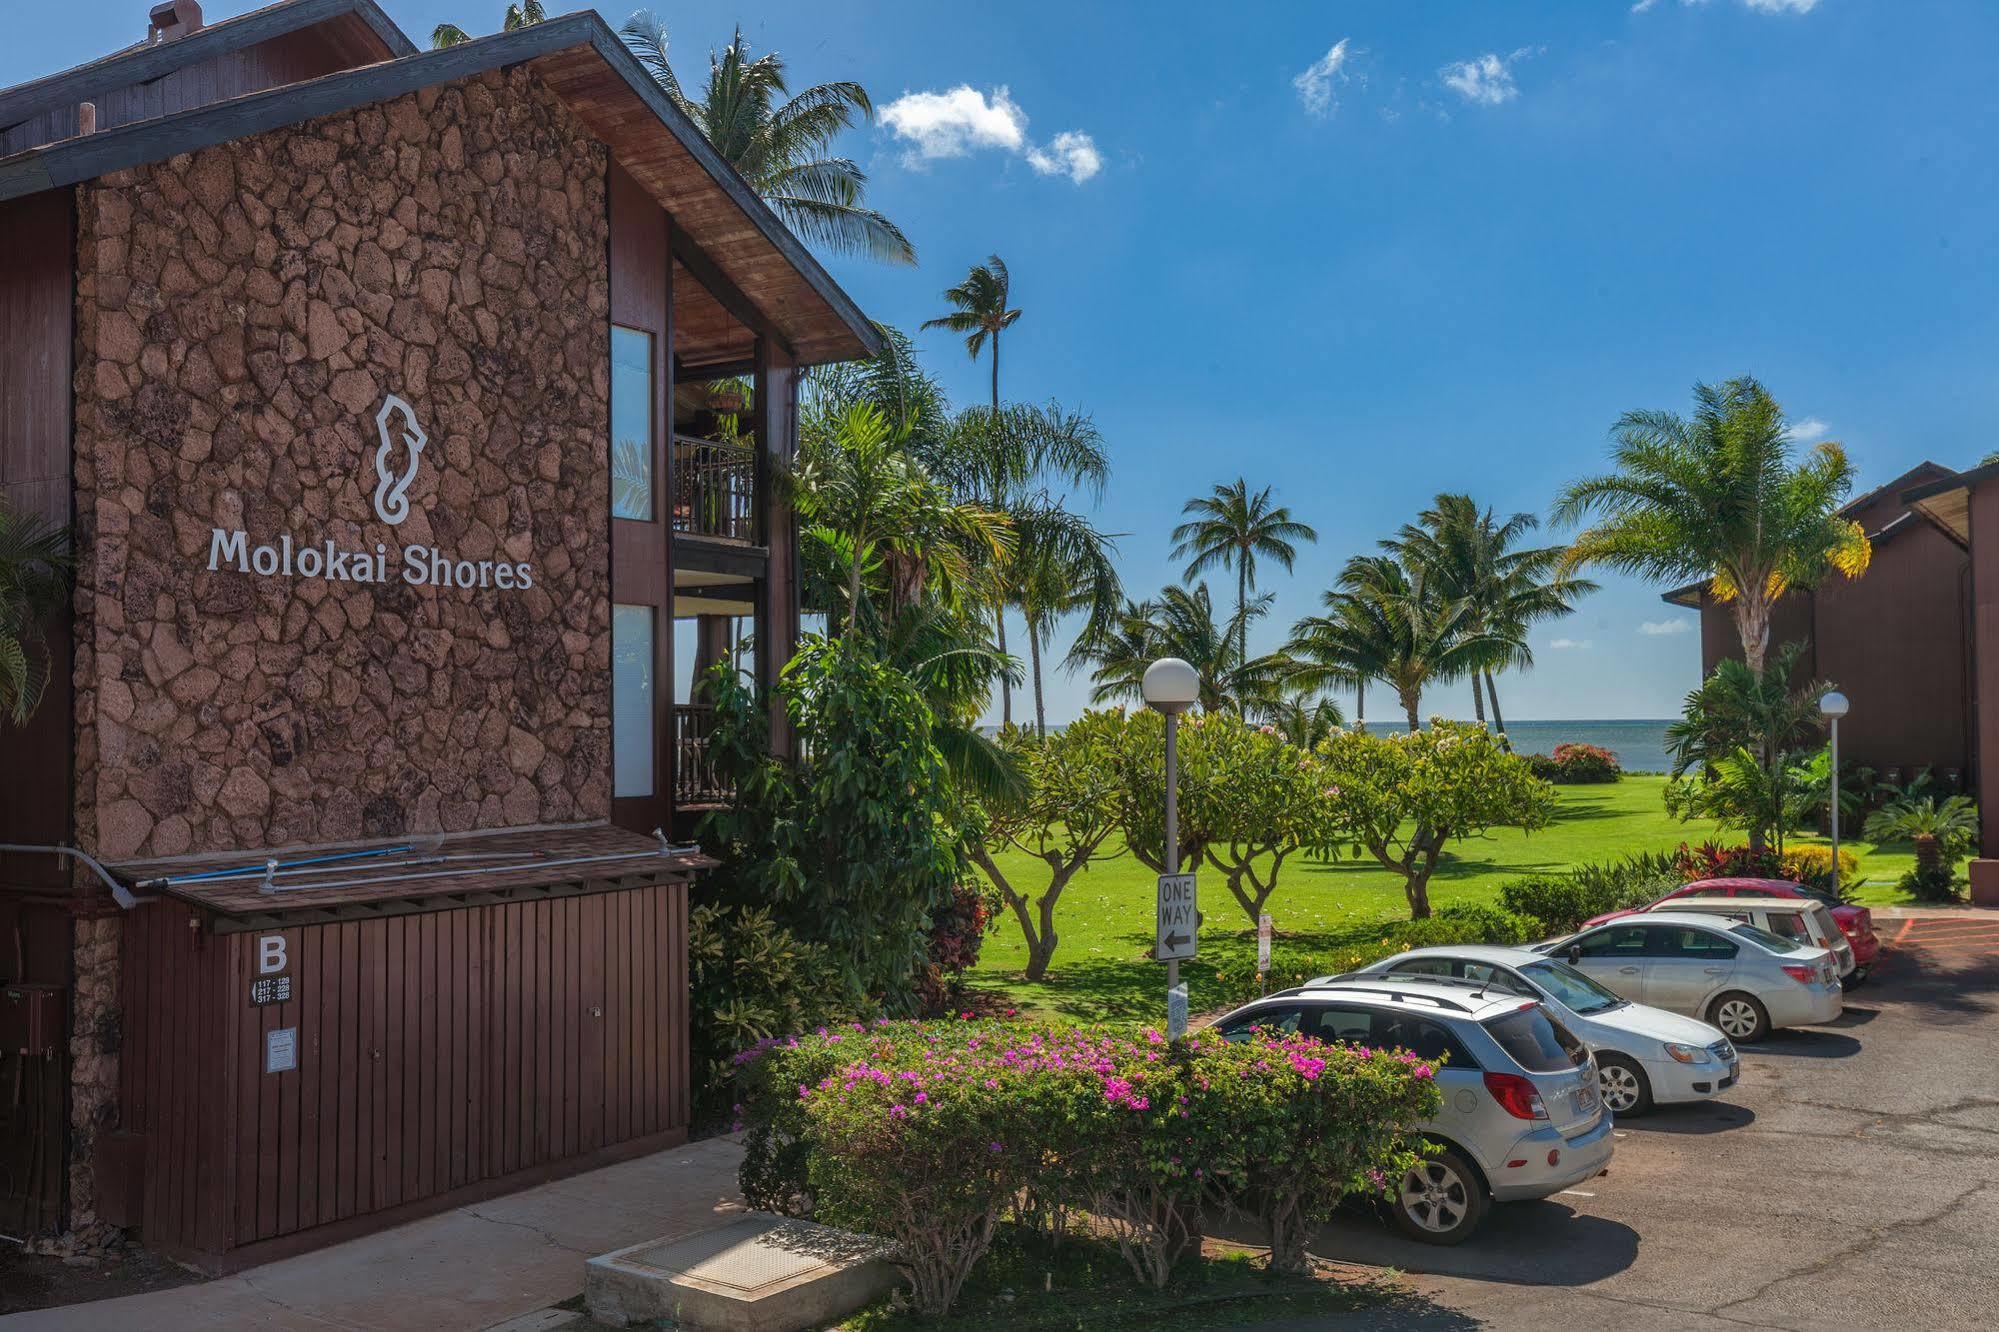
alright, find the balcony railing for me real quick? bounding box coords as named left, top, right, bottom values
left=673, top=703, right=734, bottom=806
left=672, top=436, right=756, bottom=543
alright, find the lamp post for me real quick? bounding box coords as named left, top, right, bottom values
left=1143, top=657, right=1200, bottom=1038
left=1820, top=691, right=1850, bottom=900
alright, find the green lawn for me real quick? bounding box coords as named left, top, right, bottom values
left=969, top=776, right=1918, bottom=1019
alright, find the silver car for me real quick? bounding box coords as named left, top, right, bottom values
left=1213, top=977, right=1613, bottom=1244
left=1536, top=910, right=1843, bottom=1043
left=1649, top=896, right=1857, bottom=980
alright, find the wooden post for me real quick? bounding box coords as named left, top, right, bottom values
left=752, top=337, right=800, bottom=758
left=1968, top=481, right=1999, bottom=904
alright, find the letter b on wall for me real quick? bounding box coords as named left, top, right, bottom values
left=259, top=934, right=288, bottom=976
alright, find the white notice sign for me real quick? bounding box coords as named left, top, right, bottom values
left=266, top=1027, right=298, bottom=1075
left=1156, top=873, right=1198, bottom=961
left=1257, top=913, right=1272, bottom=973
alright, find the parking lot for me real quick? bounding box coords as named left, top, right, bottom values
left=1264, top=915, right=1999, bottom=1330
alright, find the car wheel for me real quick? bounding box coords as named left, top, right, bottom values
left=1597, top=1054, right=1652, bottom=1116
left=1845, top=966, right=1868, bottom=990
left=1393, top=1146, right=1488, bottom=1245
left=1709, top=992, right=1770, bottom=1043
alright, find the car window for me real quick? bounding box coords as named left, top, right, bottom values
left=1574, top=925, right=1650, bottom=958
left=1659, top=926, right=1739, bottom=959
left=1217, top=1006, right=1302, bottom=1041
left=1367, top=1013, right=1476, bottom=1068
left=1299, top=1005, right=1375, bottom=1044
left=1807, top=907, right=1841, bottom=942
left=1728, top=922, right=1807, bottom=954
left=1520, top=959, right=1627, bottom=1014
left=1767, top=911, right=1811, bottom=943
left=1481, top=1004, right=1589, bottom=1072
left=1385, top=958, right=1455, bottom=979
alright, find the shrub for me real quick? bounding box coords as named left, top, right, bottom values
left=1774, top=845, right=1859, bottom=895
left=1527, top=742, right=1623, bottom=784
left=915, top=883, right=995, bottom=1016
left=1898, top=865, right=1964, bottom=903
left=738, top=1018, right=1439, bottom=1315
left=1670, top=840, right=1857, bottom=895
left=1497, top=850, right=1681, bottom=933
left=1213, top=904, right=1547, bottom=1007
left=688, top=903, right=851, bottom=1121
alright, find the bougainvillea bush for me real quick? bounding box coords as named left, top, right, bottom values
left=1527, top=742, right=1623, bottom=784
left=735, top=1018, right=1440, bottom=1317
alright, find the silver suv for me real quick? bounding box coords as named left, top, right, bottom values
left=1213, top=977, right=1614, bottom=1244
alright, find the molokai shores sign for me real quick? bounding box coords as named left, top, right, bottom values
left=206, top=394, right=538, bottom=591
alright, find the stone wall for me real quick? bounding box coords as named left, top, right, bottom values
left=72, top=69, right=613, bottom=862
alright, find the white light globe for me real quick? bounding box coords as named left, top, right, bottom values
left=1142, top=658, right=1200, bottom=714
left=1819, top=690, right=1850, bottom=720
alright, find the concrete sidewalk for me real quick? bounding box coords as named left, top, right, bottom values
left=2, top=1139, right=748, bottom=1331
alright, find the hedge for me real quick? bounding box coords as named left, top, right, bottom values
left=1214, top=903, right=1545, bottom=1008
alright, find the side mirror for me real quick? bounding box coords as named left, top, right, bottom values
left=1568, top=945, right=1582, bottom=965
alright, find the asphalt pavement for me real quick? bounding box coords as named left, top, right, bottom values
left=1246, top=914, right=1999, bottom=1330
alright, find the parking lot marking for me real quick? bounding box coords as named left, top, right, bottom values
left=1558, top=1189, right=1596, bottom=1198
left=1895, top=918, right=1915, bottom=945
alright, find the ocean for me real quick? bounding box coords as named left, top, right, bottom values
left=1366, top=719, right=1675, bottom=773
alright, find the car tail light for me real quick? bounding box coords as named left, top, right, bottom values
left=1781, top=964, right=1817, bottom=984
left=1483, top=1072, right=1549, bottom=1120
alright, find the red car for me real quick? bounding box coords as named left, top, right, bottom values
left=1580, top=877, right=1881, bottom=982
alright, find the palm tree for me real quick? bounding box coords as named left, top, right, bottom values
left=1010, top=507, right=1120, bottom=738
left=1172, top=480, right=1317, bottom=667
left=1864, top=795, right=1979, bottom=882
left=1287, top=554, right=1494, bottom=731
left=1389, top=494, right=1595, bottom=736
left=1077, top=584, right=1288, bottom=713
left=431, top=0, right=541, bottom=47
left=0, top=503, right=71, bottom=727
left=620, top=16, right=914, bottom=264
left=1554, top=377, right=1870, bottom=678
left=922, top=256, right=1020, bottom=416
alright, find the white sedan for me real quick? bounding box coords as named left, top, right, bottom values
left=1337, top=944, right=1741, bottom=1116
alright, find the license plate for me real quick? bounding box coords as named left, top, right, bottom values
left=1577, top=1084, right=1598, bottom=1112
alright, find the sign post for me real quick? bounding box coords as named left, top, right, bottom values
left=1257, top=912, right=1272, bottom=991
left=1143, top=659, right=1200, bottom=1039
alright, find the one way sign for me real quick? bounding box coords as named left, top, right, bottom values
left=1155, top=873, right=1198, bottom=961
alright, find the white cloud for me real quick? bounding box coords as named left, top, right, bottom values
left=1294, top=39, right=1356, bottom=118
left=880, top=86, right=1027, bottom=161
left=1550, top=637, right=1593, bottom=650
left=1788, top=417, right=1829, bottom=442
left=1024, top=131, right=1102, bottom=183
left=1639, top=619, right=1693, bottom=636
left=1743, top=0, right=1818, bottom=11
left=880, top=86, right=1101, bottom=184
left=1440, top=52, right=1523, bottom=106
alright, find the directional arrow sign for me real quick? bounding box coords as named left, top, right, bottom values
left=1156, top=873, right=1198, bottom=961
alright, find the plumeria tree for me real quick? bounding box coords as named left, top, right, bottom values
left=967, top=713, right=1128, bottom=981
left=1319, top=721, right=1557, bottom=919
left=1194, top=715, right=1346, bottom=927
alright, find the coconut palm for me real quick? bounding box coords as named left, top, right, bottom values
left=620, top=15, right=914, bottom=264
left=1172, top=480, right=1317, bottom=667
left=1554, top=377, right=1870, bottom=678
left=1010, top=507, right=1121, bottom=738
left=1077, top=584, right=1288, bottom=713
left=431, top=0, right=541, bottom=47
left=922, top=256, right=1020, bottom=415
left=1260, top=693, right=1348, bottom=749
left=0, top=503, right=71, bottom=727
left=1287, top=554, right=1495, bottom=731
left=1389, top=494, right=1595, bottom=735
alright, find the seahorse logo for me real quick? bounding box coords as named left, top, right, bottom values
left=372, top=394, right=427, bottom=526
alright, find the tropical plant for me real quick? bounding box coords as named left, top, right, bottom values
left=1318, top=721, right=1558, bottom=919
left=621, top=15, right=914, bottom=263
left=1665, top=643, right=1829, bottom=777
left=922, top=255, right=1020, bottom=415
left=1192, top=714, right=1346, bottom=927
left=430, top=0, right=541, bottom=46
left=0, top=504, right=71, bottom=727
left=1555, top=376, right=1871, bottom=677
left=1171, top=479, right=1317, bottom=666
left=1864, top=794, right=1979, bottom=901
left=1259, top=693, right=1347, bottom=749
left=806, top=323, right=950, bottom=449
left=1526, top=742, right=1622, bottom=784
left=1664, top=744, right=1826, bottom=855
left=1388, top=493, right=1594, bottom=732
left=1077, top=584, right=1289, bottom=713
left=967, top=715, right=1127, bottom=980
left=1287, top=554, right=1495, bottom=731
left=1010, top=508, right=1121, bottom=737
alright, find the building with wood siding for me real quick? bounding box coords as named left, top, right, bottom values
left=1660, top=462, right=1972, bottom=789
left=0, top=0, right=877, bottom=1266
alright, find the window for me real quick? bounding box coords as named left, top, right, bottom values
left=612, top=605, right=655, bottom=797
left=1366, top=1014, right=1476, bottom=1068
left=611, top=326, right=654, bottom=520
left=1662, top=927, right=1739, bottom=959
left=1216, top=1006, right=1301, bottom=1041
left=1728, top=922, right=1805, bottom=954
left=1482, top=1005, right=1589, bottom=1073
left=1574, top=925, right=1651, bottom=958
left=1386, top=958, right=1455, bottom=978
left=1301, top=1006, right=1376, bottom=1044
left=1520, top=960, right=1626, bottom=1015
left=1767, top=911, right=1811, bottom=943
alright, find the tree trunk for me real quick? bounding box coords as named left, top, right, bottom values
left=1030, top=622, right=1047, bottom=739
left=1237, top=559, right=1250, bottom=670
left=1485, top=670, right=1506, bottom=739
left=995, top=606, right=1012, bottom=727
left=1914, top=832, right=1941, bottom=876
left=1403, top=689, right=1421, bottom=731
left=1472, top=675, right=1486, bottom=724
left=1406, top=869, right=1434, bottom=919
left=1734, top=591, right=1773, bottom=680
left=1355, top=679, right=1365, bottom=733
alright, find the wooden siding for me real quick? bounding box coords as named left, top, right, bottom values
left=0, top=897, right=75, bottom=1237
left=117, top=882, right=688, bottom=1262
left=0, top=189, right=74, bottom=887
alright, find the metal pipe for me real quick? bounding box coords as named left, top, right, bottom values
left=0, top=844, right=152, bottom=909
left=137, top=836, right=452, bottom=888
left=264, top=843, right=704, bottom=893
left=147, top=850, right=527, bottom=890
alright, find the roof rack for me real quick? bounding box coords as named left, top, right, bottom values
left=1293, top=979, right=1477, bottom=1014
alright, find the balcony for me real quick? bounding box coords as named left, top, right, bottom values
left=672, top=435, right=756, bottom=544
left=673, top=703, right=734, bottom=807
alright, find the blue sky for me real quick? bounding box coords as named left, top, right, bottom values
left=12, top=0, right=1999, bottom=724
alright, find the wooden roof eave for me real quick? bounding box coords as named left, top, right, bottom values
left=0, top=10, right=879, bottom=366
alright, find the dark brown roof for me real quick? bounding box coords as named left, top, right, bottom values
left=0, top=7, right=880, bottom=366
left=0, top=0, right=415, bottom=135
left=121, top=824, right=715, bottom=929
